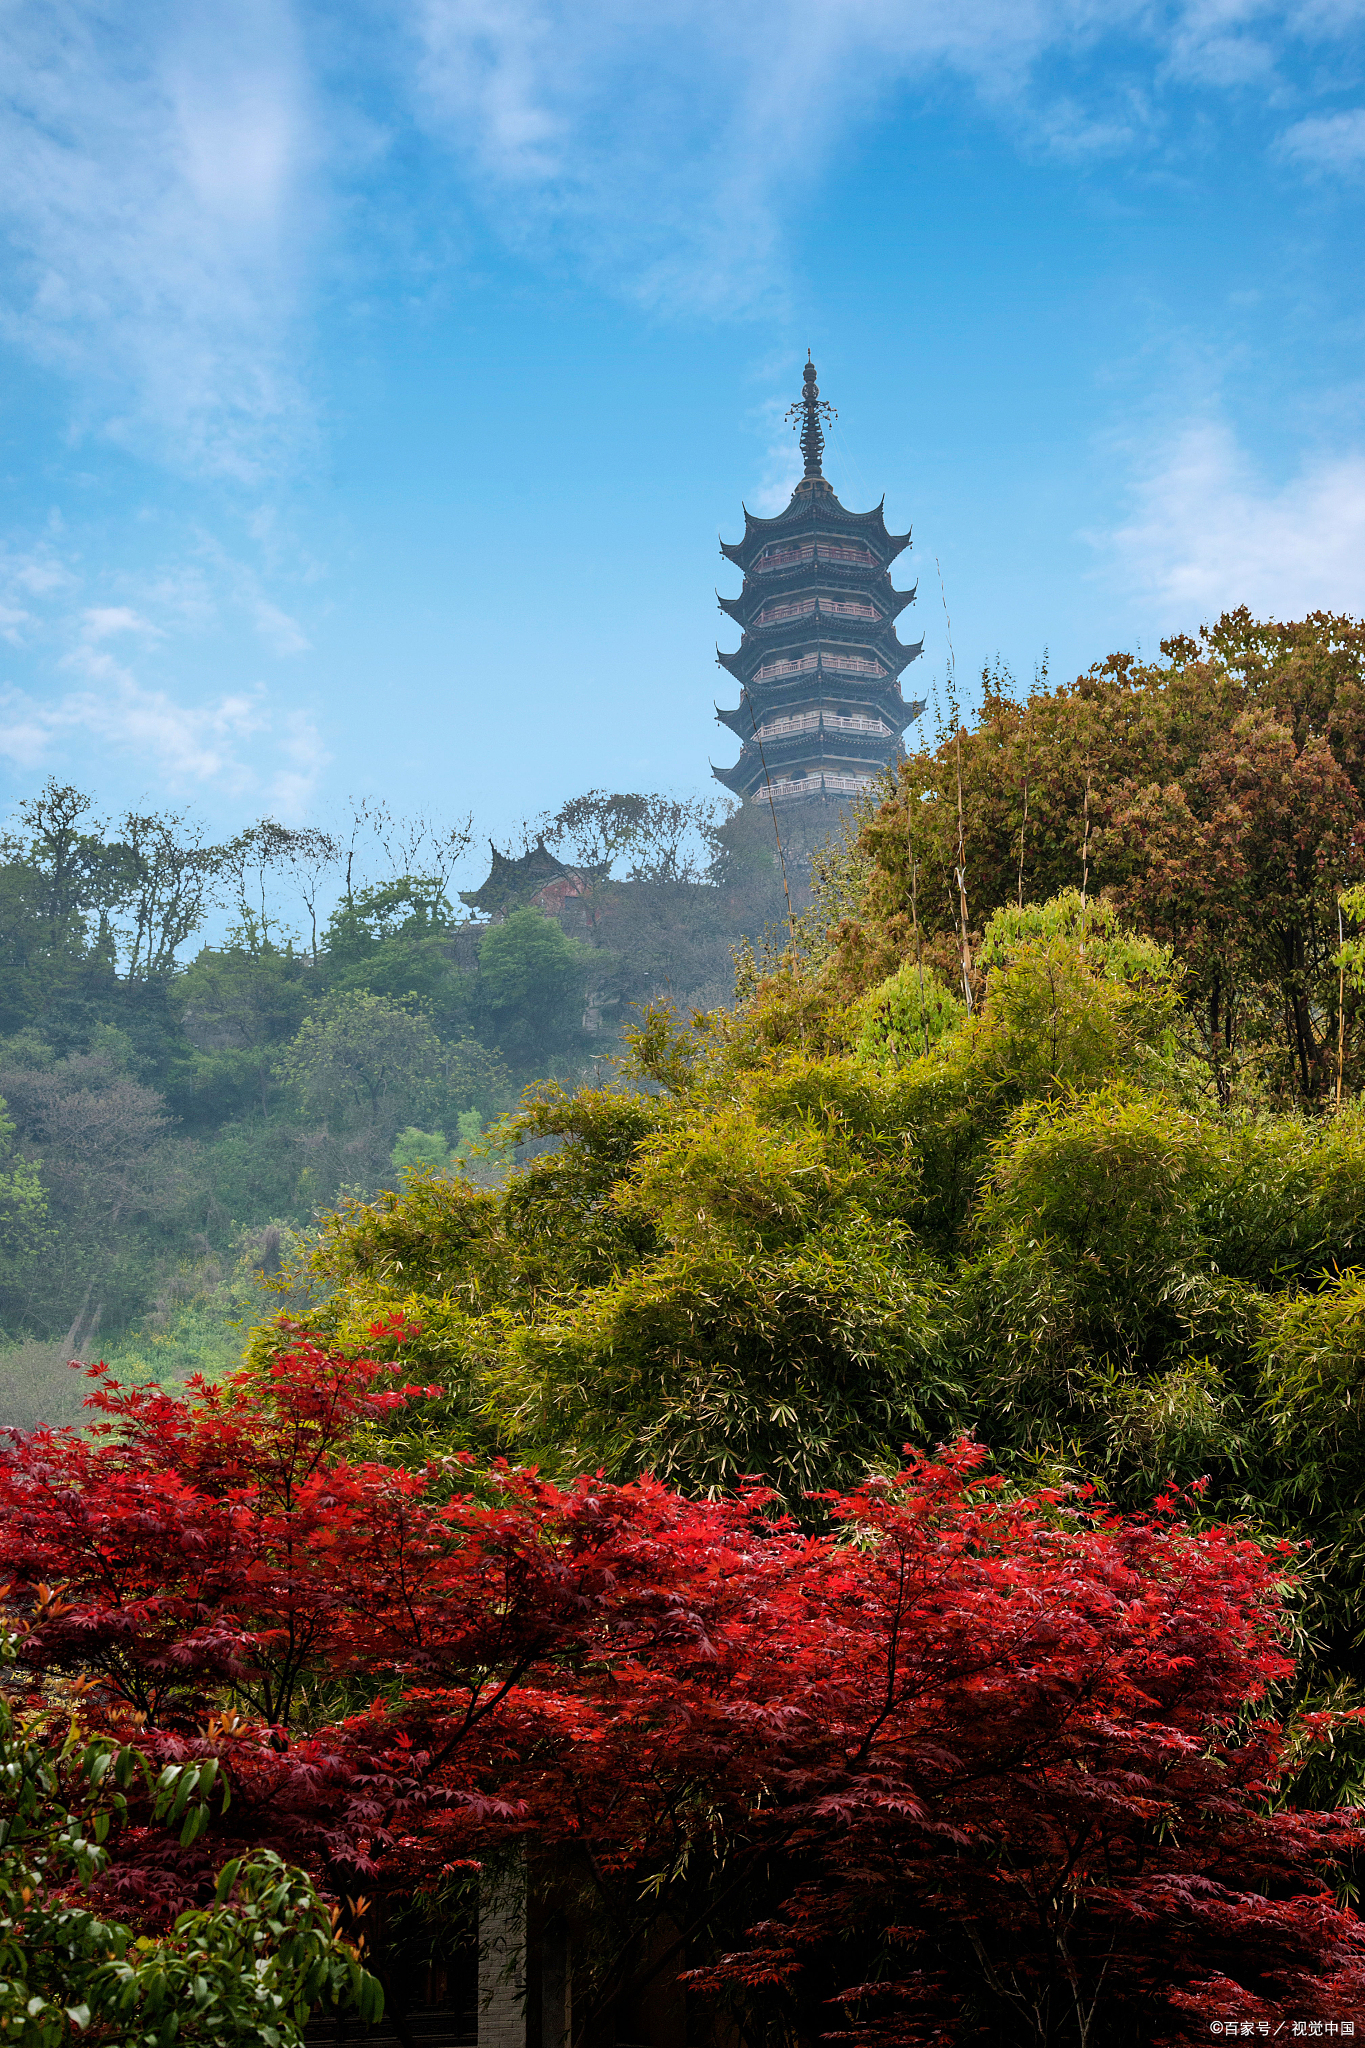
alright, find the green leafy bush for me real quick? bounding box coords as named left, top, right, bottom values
left=0, top=1637, right=380, bottom=2045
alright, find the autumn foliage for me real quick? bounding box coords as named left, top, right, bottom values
left=851, top=610, right=1365, bottom=1101
left=3, top=1337, right=1364, bottom=2043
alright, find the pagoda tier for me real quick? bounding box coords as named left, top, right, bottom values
left=712, top=358, right=923, bottom=806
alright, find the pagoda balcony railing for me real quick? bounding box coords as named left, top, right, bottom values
left=755, top=709, right=820, bottom=738
left=818, top=544, right=879, bottom=566
left=754, top=544, right=814, bottom=573
left=755, top=652, right=819, bottom=679
left=826, top=710, right=893, bottom=734
left=825, top=654, right=886, bottom=677
left=752, top=541, right=880, bottom=573
left=822, top=771, right=883, bottom=795
left=761, top=771, right=881, bottom=802
left=754, top=597, right=882, bottom=628
left=753, top=710, right=893, bottom=742
left=753, top=652, right=888, bottom=682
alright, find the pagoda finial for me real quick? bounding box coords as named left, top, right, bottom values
left=786, top=352, right=836, bottom=481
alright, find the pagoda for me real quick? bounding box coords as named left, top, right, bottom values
left=712, top=358, right=924, bottom=806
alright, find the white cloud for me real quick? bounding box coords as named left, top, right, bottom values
left=1099, top=419, right=1365, bottom=621
left=0, top=0, right=1361, bottom=472
left=1, top=528, right=311, bottom=663
left=0, top=544, right=78, bottom=645
left=406, top=0, right=1365, bottom=310
left=1275, top=105, right=1365, bottom=174
left=409, top=0, right=1090, bottom=311
left=0, top=0, right=320, bottom=478
left=0, top=671, right=328, bottom=812
left=249, top=597, right=311, bottom=658
left=80, top=606, right=162, bottom=643
left=0, top=524, right=324, bottom=809
left=1160, top=0, right=1278, bottom=86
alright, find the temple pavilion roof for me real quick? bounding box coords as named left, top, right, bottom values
left=459, top=839, right=608, bottom=917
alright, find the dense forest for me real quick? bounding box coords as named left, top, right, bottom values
left=0, top=783, right=793, bottom=1422
left=252, top=614, right=1365, bottom=1662
left=10, top=607, right=1365, bottom=2044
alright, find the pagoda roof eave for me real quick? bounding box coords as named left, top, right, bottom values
left=721, top=490, right=907, bottom=569
left=739, top=488, right=890, bottom=535
left=738, top=616, right=919, bottom=657
left=717, top=682, right=926, bottom=734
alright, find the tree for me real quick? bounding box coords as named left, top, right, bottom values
left=322, top=877, right=475, bottom=1037
left=278, top=824, right=344, bottom=964
left=270, top=896, right=1185, bottom=1499
left=852, top=614, right=1365, bottom=1103
left=0, top=1095, right=51, bottom=1328
left=109, top=808, right=227, bottom=982
left=325, top=876, right=456, bottom=959
left=173, top=938, right=311, bottom=1126
left=391, top=1125, right=455, bottom=1176
left=0, top=784, right=121, bottom=1031
left=540, top=790, right=721, bottom=890
left=336, top=797, right=473, bottom=907
left=280, top=991, right=443, bottom=1137
left=1, top=1351, right=1363, bottom=2044
left=672, top=1448, right=1365, bottom=2046
left=0, top=1047, right=182, bottom=1342
left=473, top=908, right=591, bottom=1068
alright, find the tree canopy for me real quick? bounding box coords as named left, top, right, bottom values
left=3, top=1344, right=1363, bottom=2044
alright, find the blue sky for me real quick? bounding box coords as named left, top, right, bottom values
left=1, top=0, right=1363, bottom=889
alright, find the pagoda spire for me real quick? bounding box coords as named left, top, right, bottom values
left=787, top=353, right=836, bottom=483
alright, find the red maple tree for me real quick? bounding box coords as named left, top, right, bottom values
left=3, top=1336, right=1363, bottom=2044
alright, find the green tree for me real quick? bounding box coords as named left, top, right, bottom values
left=390, top=1125, right=452, bottom=1176
left=253, top=896, right=1183, bottom=1499
left=0, top=1096, right=51, bottom=1328
left=321, top=876, right=474, bottom=1036
left=0, top=1048, right=184, bottom=1343
left=473, top=908, right=592, bottom=1068
left=280, top=991, right=443, bottom=1138
left=174, top=937, right=311, bottom=1125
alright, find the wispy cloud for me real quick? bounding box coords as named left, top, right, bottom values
left=0, top=0, right=320, bottom=478
left=0, top=0, right=1360, bottom=469
left=1274, top=105, right=1365, bottom=176
left=407, top=0, right=1365, bottom=311
left=3, top=0, right=1358, bottom=542
left=0, top=534, right=310, bottom=663
left=0, top=528, right=324, bottom=811
left=0, top=668, right=328, bottom=813
left=80, top=606, right=163, bottom=644
left=0, top=543, right=77, bottom=643
left=1098, top=418, right=1365, bottom=622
